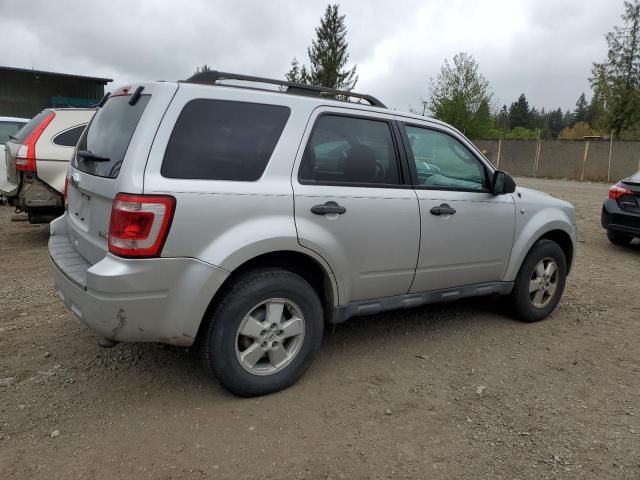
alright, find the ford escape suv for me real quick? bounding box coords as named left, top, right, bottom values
left=2, top=108, right=95, bottom=223
left=49, top=72, right=577, bottom=396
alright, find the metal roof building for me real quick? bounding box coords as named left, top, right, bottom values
left=0, top=66, right=112, bottom=118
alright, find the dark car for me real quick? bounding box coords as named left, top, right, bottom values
left=602, top=170, right=640, bottom=245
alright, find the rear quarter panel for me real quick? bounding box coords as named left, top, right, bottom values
left=35, top=110, right=95, bottom=193
left=143, top=84, right=341, bottom=304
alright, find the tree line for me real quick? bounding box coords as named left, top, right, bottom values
left=193, top=1, right=640, bottom=141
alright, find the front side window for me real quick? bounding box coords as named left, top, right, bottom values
left=299, top=114, right=400, bottom=185
left=161, top=99, right=290, bottom=181
left=404, top=125, right=487, bottom=191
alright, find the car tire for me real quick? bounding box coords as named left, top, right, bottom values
left=606, top=229, right=633, bottom=246
left=510, top=239, right=567, bottom=323
left=201, top=268, right=324, bottom=397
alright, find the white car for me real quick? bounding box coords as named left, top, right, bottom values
left=1, top=108, right=95, bottom=222
left=0, top=116, right=29, bottom=200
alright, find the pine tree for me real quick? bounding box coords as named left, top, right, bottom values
left=591, top=0, right=640, bottom=135
left=546, top=108, right=565, bottom=139
left=508, top=93, right=530, bottom=129
left=285, top=58, right=309, bottom=84
left=562, top=110, right=574, bottom=129
left=194, top=64, right=212, bottom=75
left=496, top=105, right=510, bottom=131
left=573, top=93, right=589, bottom=124
left=285, top=4, right=357, bottom=91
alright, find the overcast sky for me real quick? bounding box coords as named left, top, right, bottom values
left=0, top=0, right=623, bottom=113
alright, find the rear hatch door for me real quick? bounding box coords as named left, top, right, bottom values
left=65, top=83, right=178, bottom=265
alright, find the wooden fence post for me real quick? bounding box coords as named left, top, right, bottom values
left=580, top=141, right=590, bottom=182
left=496, top=138, right=502, bottom=169
left=607, top=131, right=613, bottom=183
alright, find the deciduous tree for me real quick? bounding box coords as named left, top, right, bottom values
left=427, top=52, right=494, bottom=138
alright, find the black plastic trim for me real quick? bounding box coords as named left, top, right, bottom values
left=330, top=281, right=514, bottom=324
left=183, top=70, right=386, bottom=108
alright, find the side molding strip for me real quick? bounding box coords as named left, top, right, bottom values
left=331, top=281, right=514, bottom=324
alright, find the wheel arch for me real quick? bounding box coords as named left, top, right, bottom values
left=538, top=229, right=574, bottom=272
left=504, top=218, right=576, bottom=281
left=194, top=249, right=339, bottom=345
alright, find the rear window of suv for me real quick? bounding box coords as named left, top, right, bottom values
left=12, top=111, right=51, bottom=143
left=161, top=99, right=290, bottom=181
left=74, top=95, right=150, bottom=178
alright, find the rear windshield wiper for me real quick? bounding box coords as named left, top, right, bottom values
left=76, top=149, right=111, bottom=162
left=8, top=134, right=17, bottom=141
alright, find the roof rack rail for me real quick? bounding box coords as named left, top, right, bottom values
left=182, top=70, right=386, bottom=108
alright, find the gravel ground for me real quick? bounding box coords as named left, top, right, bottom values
left=0, top=177, right=639, bottom=479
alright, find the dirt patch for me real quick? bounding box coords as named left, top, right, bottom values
left=1, top=178, right=639, bottom=479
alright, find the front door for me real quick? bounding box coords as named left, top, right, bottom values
left=399, top=122, right=516, bottom=293
left=293, top=110, right=420, bottom=304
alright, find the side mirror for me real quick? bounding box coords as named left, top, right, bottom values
left=492, top=170, right=516, bottom=195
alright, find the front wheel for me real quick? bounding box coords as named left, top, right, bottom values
left=510, top=239, right=567, bottom=322
left=201, top=269, right=324, bottom=396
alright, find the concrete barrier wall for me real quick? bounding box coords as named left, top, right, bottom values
left=473, top=139, right=640, bottom=182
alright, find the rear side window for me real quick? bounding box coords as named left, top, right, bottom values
left=13, top=111, right=51, bottom=143
left=299, top=114, right=400, bottom=185
left=0, top=121, right=27, bottom=144
left=161, top=99, right=290, bottom=181
left=75, top=95, right=150, bottom=178
left=52, top=125, right=86, bottom=147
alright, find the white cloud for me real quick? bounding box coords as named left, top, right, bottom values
left=0, top=0, right=623, bottom=112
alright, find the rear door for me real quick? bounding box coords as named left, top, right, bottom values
left=65, top=83, right=178, bottom=265
left=293, top=108, right=420, bottom=304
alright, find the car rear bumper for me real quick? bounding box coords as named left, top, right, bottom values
left=601, top=199, right=640, bottom=237
left=49, top=215, right=229, bottom=346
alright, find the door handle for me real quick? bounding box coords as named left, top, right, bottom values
left=311, top=201, right=347, bottom=215
left=430, top=203, right=456, bottom=216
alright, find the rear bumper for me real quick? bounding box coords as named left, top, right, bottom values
left=601, top=199, right=640, bottom=237
left=49, top=215, right=229, bottom=346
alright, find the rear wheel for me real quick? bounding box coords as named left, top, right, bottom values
left=201, top=269, right=324, bottom=396
left=607, top=229, right=633, bottom=246
left=510, top=239, right=567, bottom=322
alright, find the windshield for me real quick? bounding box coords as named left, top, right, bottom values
left=0, top=121, right=27, bottom=144
left=74, top=95, right=150, bottom=178
left=12, top=112, right=50, bottom=144
left=628, top=170, right=640, bottom=183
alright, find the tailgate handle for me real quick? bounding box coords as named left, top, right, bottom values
left=311, top=201, right=347, bottom=215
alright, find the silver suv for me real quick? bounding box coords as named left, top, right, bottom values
left=49, top=72, right=577, bottom=396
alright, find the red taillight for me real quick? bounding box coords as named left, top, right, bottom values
left=108, top=193, right=175, bottom=258
left=608, top=183, right=633, bottom=200
left=16, top=111, right=56, bottom=172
